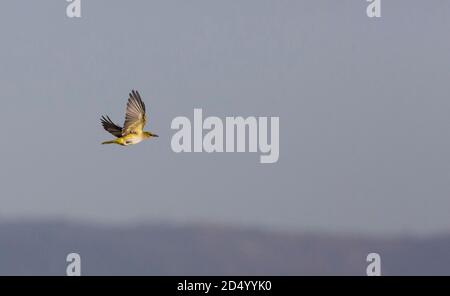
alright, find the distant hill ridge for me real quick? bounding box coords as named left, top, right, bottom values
left=0, top=221, right=448, bottom=275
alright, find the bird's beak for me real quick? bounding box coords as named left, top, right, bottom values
left=153, top=134, right=159, bottom=137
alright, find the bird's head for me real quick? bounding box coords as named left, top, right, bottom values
left=143, top=131, right=159, bottom=139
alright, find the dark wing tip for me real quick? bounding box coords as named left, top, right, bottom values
left=128, top=89, right=146, bottom=113
left=135, top=90, right=145, bottom=112
left=100, top=115, right=113, bottom=124
left=101, top=115, right=123, bottom=137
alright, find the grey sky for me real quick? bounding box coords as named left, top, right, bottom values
left=0, top=0, right=449, bottom=235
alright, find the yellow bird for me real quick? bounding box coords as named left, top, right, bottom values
left=101, top=90, right=158, bottom=146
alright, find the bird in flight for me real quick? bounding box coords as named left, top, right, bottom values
left=101, top=90, right=158, bottom=146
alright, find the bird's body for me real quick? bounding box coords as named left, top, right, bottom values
left=101, top=90, right=158, bottom=146
left=102, top=132, right=148, bottom=146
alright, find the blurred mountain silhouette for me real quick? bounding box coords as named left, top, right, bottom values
left=0, top=221, right=448, bottom=275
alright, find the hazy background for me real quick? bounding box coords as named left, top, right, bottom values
left=0, top=0, right=449, bottom=275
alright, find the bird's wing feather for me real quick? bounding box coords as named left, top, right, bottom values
left=122, top=90, right=147, bottom=136
left=101, top=115, right=123, bottom=138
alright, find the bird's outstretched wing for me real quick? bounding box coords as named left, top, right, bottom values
left=122, top=90, right=147, bottom=136
left=101, top=115, right=123, bottom=138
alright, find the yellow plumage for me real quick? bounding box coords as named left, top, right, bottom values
left=101, top=90, right=158, bottom=146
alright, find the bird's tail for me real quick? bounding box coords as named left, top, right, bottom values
left=102, top=140, right=117, bottom=145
